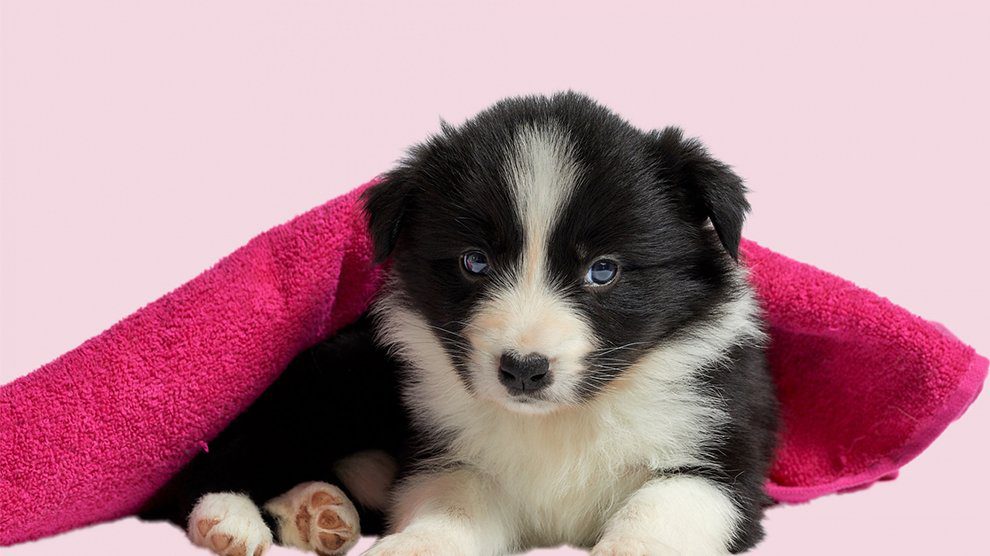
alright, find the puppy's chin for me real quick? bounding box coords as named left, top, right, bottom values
left=497, top=395, right=562, bottom=416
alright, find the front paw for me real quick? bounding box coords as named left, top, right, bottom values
left=363, top=531, right=458, bottom=556
left=592, top=537, right=680, bottom=556
left=264, top=481, right=360, bottom=556
left=188, top=493, right=273, bottom=556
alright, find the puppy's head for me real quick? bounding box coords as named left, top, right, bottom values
left=365, top=93, right=748, bottom=414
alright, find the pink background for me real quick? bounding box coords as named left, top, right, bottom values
left=2, top=1, right=987, bottom=554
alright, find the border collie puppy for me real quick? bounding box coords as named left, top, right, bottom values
left=141, top=92, right=778, bottom=556
left=362, top=93, right=777, bottom=555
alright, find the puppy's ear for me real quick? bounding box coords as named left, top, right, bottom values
left=361, top=170, right=416, bottom=263
left=650, top=127, right=749, bottom=260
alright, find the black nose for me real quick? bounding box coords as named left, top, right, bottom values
left=499, top=352, right=551, bottom=393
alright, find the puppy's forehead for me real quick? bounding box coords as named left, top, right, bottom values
left=416, top=122, right=586, bottom=256
left=503, top=124, right=582, bottom=252
left=498, top=122, right=659, bottom=261
left=417, top=116, right=656, bottom=264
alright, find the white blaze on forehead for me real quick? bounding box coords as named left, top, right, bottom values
left=505, top=123, right=581, bottom=283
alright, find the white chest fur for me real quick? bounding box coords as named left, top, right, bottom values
left=433, top=363, right=731, bottom=546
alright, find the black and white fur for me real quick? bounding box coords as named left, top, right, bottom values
left=142, top=92, right=778, bottom=555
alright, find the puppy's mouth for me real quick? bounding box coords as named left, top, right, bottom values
left=507, top=390, right=549, bottom=403
left=500, top=393, right=560, bottom=415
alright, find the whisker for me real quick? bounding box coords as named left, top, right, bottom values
left=589, top=342, right=648, bottom=357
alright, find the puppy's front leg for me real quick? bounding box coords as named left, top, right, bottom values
left=592, top=475, right=740, bottom=556
left=366, top=468, right=511, bottom=556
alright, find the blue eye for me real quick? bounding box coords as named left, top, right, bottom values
left=462, top=250, right=490, bottom=275
left=585, top=259, right=618, bottom=286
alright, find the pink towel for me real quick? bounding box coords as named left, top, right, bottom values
left=0, top=179, right=985, bottom=545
